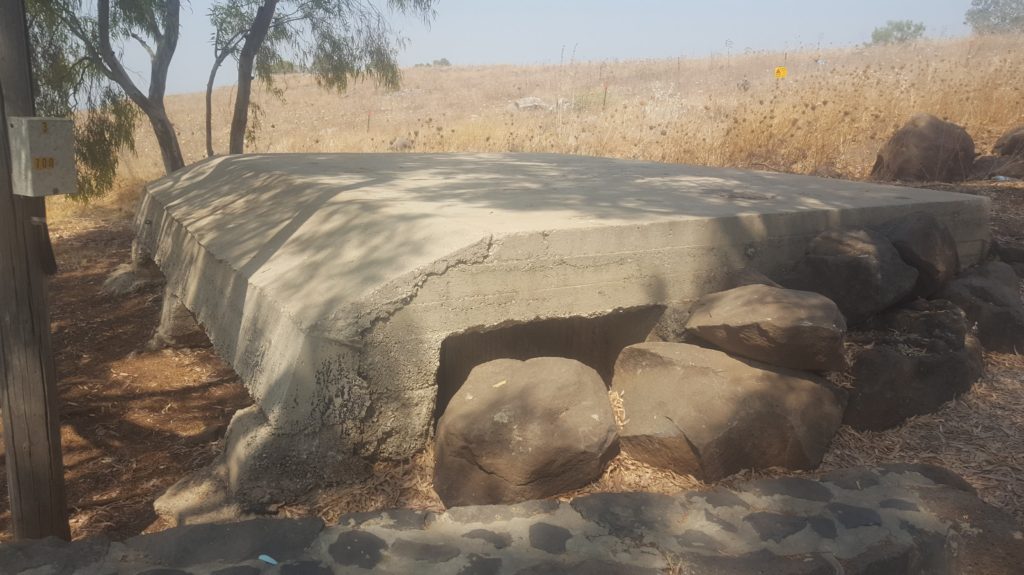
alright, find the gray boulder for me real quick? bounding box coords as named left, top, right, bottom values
left=937, top=261, right=1024, bottom=352
left=995, top=239, right=1024, bottom=278
left=994, top=125, right=1024, bottom=157
left=514, top=97, right=551, bottom=111
left=995, top=238, right=1024, bottom=264
left=784, top=229, right=918, bottom=325
left=613, top=342, right=845, bottom=481
left=846, top=300, right=983, bottom=430
left=866, top=298, right=968, bottom=353
left=870, top=113, right=975, bottom=182
left=994, top=158, right=1024, bottom=179
left=684, top=284, right=847, bottom=371
left=877, top=211, right=960, bottom=298
left=844, top=337, right=983, bottom=431
left=969, top=259, right=1021, bottom=289
left=434, top=357, right=618, bottom=507
left=971, top=155, right=1024, bottom=180
left=148, top=288, right=208, bottom=350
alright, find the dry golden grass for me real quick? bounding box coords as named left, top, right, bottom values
left=84, top=34, right=1023, bottom=194
left=45, top=176, right=148, bottom=227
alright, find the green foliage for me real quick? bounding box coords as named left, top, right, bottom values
left=209, top=0, right=436, bottom=101
left=432, top=57, right=450, bottom=66
left=71, top=91, right=139, bottom=200
left=966, top=0, right=1024, bottom=34
left=265, top=58, right=304, bottom=74
left=870, top=20, right=926, bottom=45
left=26, top=0, right=140, bottom=201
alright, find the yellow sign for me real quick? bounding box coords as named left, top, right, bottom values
left=33, top=157, right=56, bottom=170
left=774, top=66, right=788, bottom=79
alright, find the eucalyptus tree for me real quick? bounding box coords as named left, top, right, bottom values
left=204, top=0, right=436, bottom=155
left=30, top=0, right=185, bottom=176
left=869, top=20, right=926, bottom=45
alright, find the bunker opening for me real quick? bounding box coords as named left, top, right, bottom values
left=434, top=305, right=665, bottom=422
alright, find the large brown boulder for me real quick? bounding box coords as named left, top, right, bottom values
left=994, top=125, right=1024, bottom=157
left=434, top=357, right=618, bottom=507
left=846, top=300, right=983, bottom=430
left=877, top=211, right=960, bottom=298
left=996, top=238, right=1024, bottom=267
left=845, top=338, right=982, bottom=431
left=866, top=298, right=968, bottom=352
left=783, top=229, right=918, bottom=325
left=870, top=113, right=975, bottom=182
left=937, top=261, right=1024, bottom=352
left=613, top=342, right=845, bottom=481
left=684, top=284, right=847, bottom=371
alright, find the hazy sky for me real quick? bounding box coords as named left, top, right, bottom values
left=131, top=0, right=973, bottom=95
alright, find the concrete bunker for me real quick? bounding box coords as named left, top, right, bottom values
left=133, top=152, right=990, bottom=502
left=435, top=306, right=664, bottom=419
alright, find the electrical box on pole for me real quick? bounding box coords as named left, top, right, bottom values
left=7, top=117, right=76, bottom=197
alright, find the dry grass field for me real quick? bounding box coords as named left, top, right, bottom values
left=92, top=34, right=1024, bottom=195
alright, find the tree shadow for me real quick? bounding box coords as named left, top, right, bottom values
left=0, top=225, right=251, bottom=541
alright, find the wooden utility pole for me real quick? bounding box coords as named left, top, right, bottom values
left=0, top=0, right=71, bottom=540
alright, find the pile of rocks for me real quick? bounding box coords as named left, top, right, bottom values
left=870, top=113, right=1024, bottom=183
left=434, top=210, right=1024, bottom=507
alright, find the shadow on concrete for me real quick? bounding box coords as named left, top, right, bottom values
left=143, top=152, right=961, bottom=339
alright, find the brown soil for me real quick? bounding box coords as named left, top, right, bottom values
left=0, top=180, right=1021, bottom=541
left=0, top=216, right=251, bottom=541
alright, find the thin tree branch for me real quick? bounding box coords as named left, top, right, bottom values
left=148, top=0, right=181, bottom=102
left=96, top=0, right=149, bottom=108
left=55, top=10, right=116, bottom=82
left=130, top=32, right=156, bottom=60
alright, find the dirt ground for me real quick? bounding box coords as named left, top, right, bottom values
left=0, top=214, right=251, bottom=541
left=0, top=180, right=1022, bottom=541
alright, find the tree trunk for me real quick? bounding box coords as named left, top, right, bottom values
left=229, top=0, right=278, bottom=154
left=95, top=0, right=185, bottom=173
left=148, top=105, right=185, bottom=172
left=206, top=47, right=233, bottom=157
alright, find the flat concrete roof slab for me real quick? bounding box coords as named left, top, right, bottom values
left=143, top=153, right=986, bottom=335
left=136, top=153, right=989, bottom=496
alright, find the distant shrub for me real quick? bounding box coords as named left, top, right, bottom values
left=966, top=0, right=1024, bottom=34
left=415, top=58, right=452, bottom=67
left=870, top=20, right=926, bottom=45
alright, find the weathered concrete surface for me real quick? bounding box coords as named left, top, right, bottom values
left=4, top=465, right=1023, bottom=574
left=134, top=153, right=990, bottom=496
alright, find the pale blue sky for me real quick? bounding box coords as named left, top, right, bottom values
left=130, top=0, right=973, bottom=95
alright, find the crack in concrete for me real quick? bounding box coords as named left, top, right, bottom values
left=357, top=235, right=497, bottom=339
